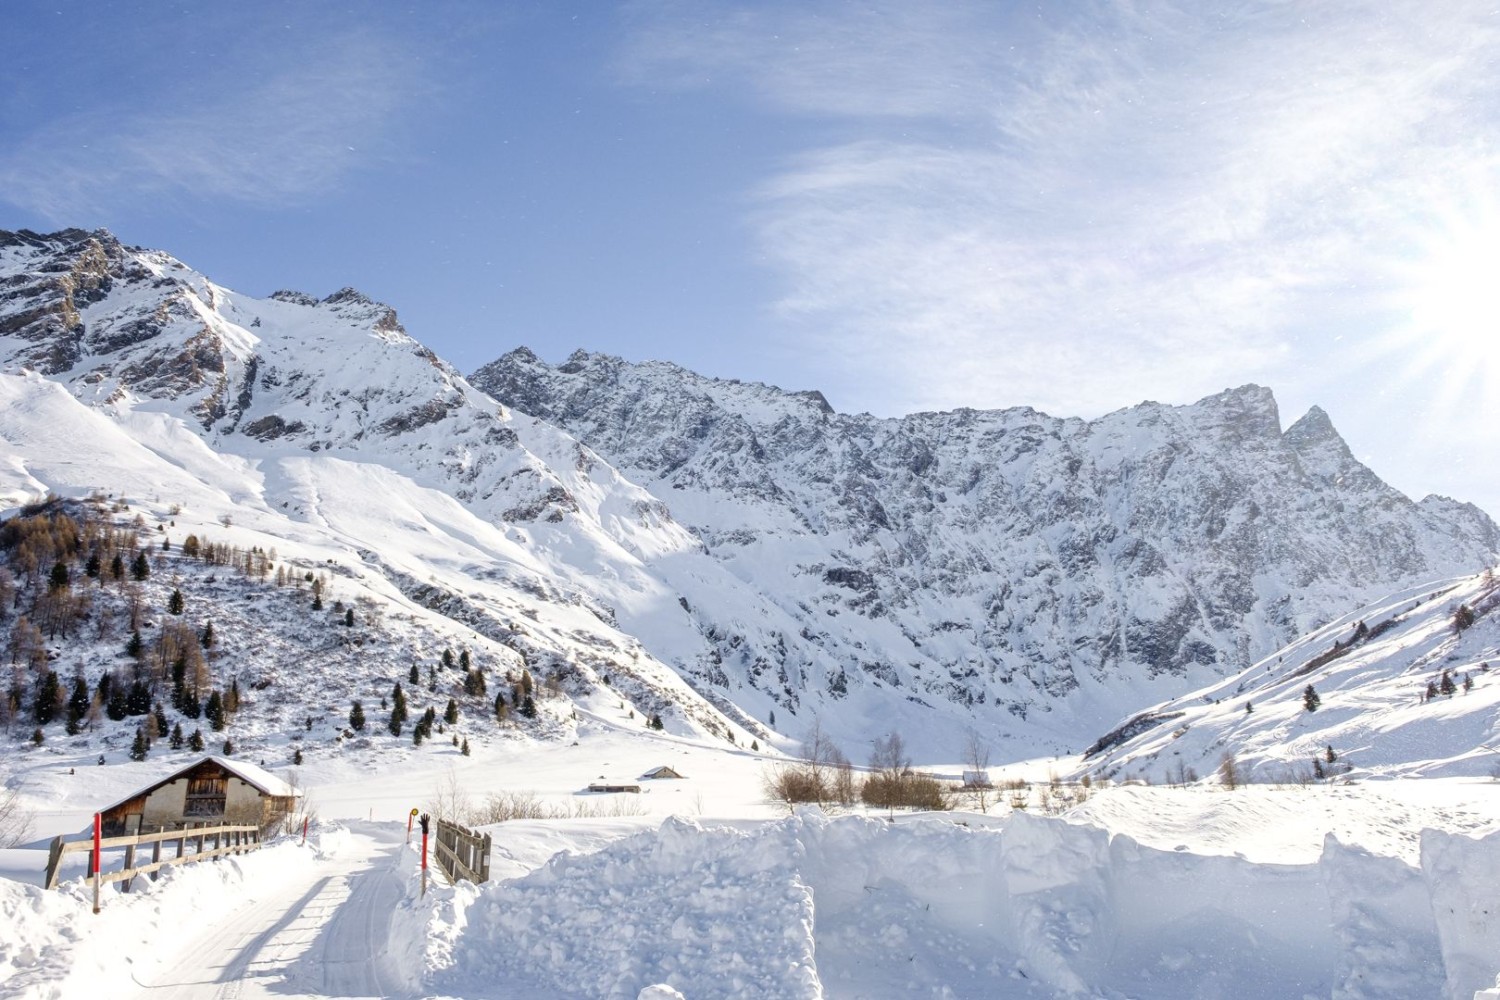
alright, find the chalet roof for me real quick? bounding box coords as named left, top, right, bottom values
left=641, top=765, right=685, bottom=779
left=99, top=755, right=302, bottom=814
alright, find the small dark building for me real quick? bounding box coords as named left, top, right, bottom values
left=98, top=756, right=301, bottom=836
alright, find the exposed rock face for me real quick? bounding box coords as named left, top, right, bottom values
left=472, top=349, right=1499, bottom=728
left=2, top=227, right=1494, bottom=753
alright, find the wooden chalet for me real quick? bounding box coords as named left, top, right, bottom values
left=640, top=765, right=685, bottom=780
left=98, top=756, right=301, bottom=836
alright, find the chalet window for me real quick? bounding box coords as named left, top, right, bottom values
left=184, top=777, right=227, bottom=817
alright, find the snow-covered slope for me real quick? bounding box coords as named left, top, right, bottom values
left=0, top=228, right=757, bottom=749
left=1082, top=566, right=1500, bottom=782
left=2, top=225, right=1496, bottom=762
left=472, top=348, right=1499, bottom=748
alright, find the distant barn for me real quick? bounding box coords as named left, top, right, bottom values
left=98, top=756, right=301, bottom=836
left=640, top=765, right=685, bottom=780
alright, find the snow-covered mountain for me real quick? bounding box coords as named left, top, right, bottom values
left=472, top=348, right=1499, bottom=746
left=1, top=225, right=1495, bottom=761
left=1082, top=565, right=1500, bottom=782
left=0, top=227, right=761, bottom=750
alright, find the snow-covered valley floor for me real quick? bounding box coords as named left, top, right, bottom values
left=4, top=716, right=1500, bottom=999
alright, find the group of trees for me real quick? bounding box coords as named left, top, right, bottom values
left=764, top=722, right=949, bottom=812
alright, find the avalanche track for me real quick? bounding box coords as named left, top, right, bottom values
left=125, top=823, right=406, bottom=1000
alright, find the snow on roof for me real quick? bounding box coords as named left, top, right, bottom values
left=206, top=756, right=302, bottom=798
left=99, top=755, right=301, bottom=814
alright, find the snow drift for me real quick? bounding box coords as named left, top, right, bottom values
left=401, top=811, right=1500, bottom=999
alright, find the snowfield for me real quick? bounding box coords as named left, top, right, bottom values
left=6, top=722, right=1500, bottom=998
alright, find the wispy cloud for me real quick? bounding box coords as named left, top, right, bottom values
left=623, top=1, right=1500, bottom=421
left=0, top=30, right=424, bottom=221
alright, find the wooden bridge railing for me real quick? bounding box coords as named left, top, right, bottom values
left=433, top=818, right=490, bottom=885
left=43, top=822, right=261, bottom=891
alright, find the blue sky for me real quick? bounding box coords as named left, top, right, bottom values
left=3, top=1, right=1499, bottom=519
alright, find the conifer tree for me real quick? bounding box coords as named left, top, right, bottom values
left=131, top=551, right=150, bottom=581
left=222, top=737, right=234, bottom=756
left=344, top=608, right=354, bottom=627
left=459, top=649, right=471, bottom=671
left=349, top=700, right=366, bottom=732
left=130, top=727, right=149, bottom=761
left=30, top=727, right=43, bottom=746
left=84, top=551, right=101, bottom=579
left=443, top=698, right=459, bottom=725
left=461, top=737, right=470, bottom=756
left=520, top=694, right=537, bottom=719
left=293, top=747, right=304, bottom=765
left=48, top=560, right=69, bottom=591
left=125, top=629, right=143, bottom=659
left=205, top=689, right=225, bottom=731
left=408, top=664, right=420, bottom=685
left=442, top=648, right=455, bottom=669
left=188, top=728, right=205, bottom=752
left=167, top=588, right=184, bottom=615
left=1440, top=669, right=1457, bottom=697
left=1302, top=684, right=1321, bottom=712
left=32, top=670, right=60, bottom=725
left=170, top=723, right=184, bottom=749
left=200, top=620, right=215, bottom=648
left=110, top=553, right=124, bottom=580
left=68, top=675, right=90, bottom=728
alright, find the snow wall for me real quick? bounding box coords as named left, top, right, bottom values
left=405, top=811, right=1500, bottom=1000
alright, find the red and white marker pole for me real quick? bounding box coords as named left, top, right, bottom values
left=419, top=812, right=430, bottom=899
left=91, top=812, right=102, bottom=915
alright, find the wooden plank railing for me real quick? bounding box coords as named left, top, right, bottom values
left=433, top=818, right=490, bottom=885
left=43, top=822, right=261, bottom=891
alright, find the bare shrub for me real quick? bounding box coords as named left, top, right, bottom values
left=0, top=786, right=33, bottom=847
left=1218, top=753, right=1241, bottom=791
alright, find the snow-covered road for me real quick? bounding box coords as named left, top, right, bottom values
left=124, top=823, right=406, bottom=1000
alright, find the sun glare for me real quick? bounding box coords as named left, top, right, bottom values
left=1389, top=197, right=1500, bottom=416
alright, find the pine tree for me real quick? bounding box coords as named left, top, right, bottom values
left=1325, top=745, right=1338, bottom=763
left=459, top=649, right=471, bottom=671
left=311, top=593, right=323, bottom=611
left=222, top=737, right=234, bottom=756
left=349, top=700, right=366, bottom=731
left=1245, top=701, right=1253, bottom=713
left=443, top=698, right=459, bottom=725
left=205, top=690, right=225, bottom=731
left=343, top=608, right=354, bottom=627
left=68, top=675, right=90, bottom=728
left=408, top=664, right=420, bottom=685
left=648, top=712, right=664, bottom=731
left=125, top=629, right=143, bottom=659
left=391, top=683, right=408, bottom=726
left=412, top=725, right=425, bottom=746
left=520, top=694, right=537, bottom=719
left=1440, top=669, right=1457, bottom=697
left=461, top=737, right=470, bottom=756
left=188, top=728, right=205, bottom=752
left=130, top=727, right=149, bottom=761
left=109, top=553, right=125, bottom=580
left=167, top=588, right=184, bottom=615
left=170, top=723, right=184, bottom=749
left=293, top=747, right=304, bottom=765
left=442, top=648, right=455, bottom=669
left=1303, top=684, right=1321, bottom=712
left=131, top=551, right=150, bottom=581
left=33, top=670, right=61, bottom=725
left=84, top=551, right=101, bottom=579
left=751, top=739, right=760, bottom=751
left=48, top=560, right=69, bottom=591
left=30, top=727, right=43, bottom=746
left=200, top=620, right=215, bottom=648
